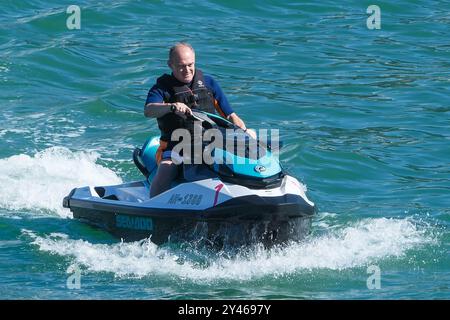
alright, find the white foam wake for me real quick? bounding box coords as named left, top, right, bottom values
left=0, top=147, right=122, bottom=217
left=25, top=217, right=437, bottom=281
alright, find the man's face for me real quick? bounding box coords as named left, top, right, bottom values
left=169, top=47, right=195, bottom=84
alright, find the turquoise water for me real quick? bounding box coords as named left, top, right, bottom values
left=1, top=0, right=449, bottom=299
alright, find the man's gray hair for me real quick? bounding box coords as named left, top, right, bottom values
left=169, top=42, right=195, bottom=63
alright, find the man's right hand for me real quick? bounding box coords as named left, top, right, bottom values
left=170, top=102, right=192, bottom=118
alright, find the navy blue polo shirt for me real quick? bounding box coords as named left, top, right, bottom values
left=145, top=73, right=234, bottom=117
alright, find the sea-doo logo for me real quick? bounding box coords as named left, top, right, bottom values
left=197, top=80, right=204, bottom=87
left=116, top=214, right=153, bottom=231
left=254, top=165, right=266, bottom=173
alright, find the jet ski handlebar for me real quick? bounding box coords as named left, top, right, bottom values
left=187, top=109, right=237, bottom=129
left=186, top=110, right=207, bottom=122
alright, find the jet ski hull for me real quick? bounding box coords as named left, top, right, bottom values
left=63, top=178, right=315, bottom=247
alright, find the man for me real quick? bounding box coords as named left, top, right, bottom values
left=144, top=42, right=253, bottom=197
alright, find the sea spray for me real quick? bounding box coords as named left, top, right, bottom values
left=24, top=217, right=437, bottom=282
left=0, top=147, right=122, bottom=217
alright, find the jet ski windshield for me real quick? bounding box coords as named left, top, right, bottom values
left=180, top=110, right=282, bottom=187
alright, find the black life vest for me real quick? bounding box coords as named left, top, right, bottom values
left=155, top=69, right=217, bottom=143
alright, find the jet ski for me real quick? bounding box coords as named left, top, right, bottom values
left=63, top=110, right=315, bottom=247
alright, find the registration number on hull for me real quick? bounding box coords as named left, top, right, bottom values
left=167, top=193, right=203, bottom=205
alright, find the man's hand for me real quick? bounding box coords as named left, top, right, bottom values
left=227, top=113, right=257, bottom=139
left=245, top=128, right=257, bottom=140
left=171, top=102, right=192, bottom=118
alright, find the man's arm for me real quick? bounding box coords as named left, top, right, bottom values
left=144, top=85, right=167, bottom=118
left=144, top=102, right=192, bottom=118
left=205, top=76, right=255, bottom=138
left=227, top=113, right=246, bottom=130
left=144, top=103, right=172, bottom=118
left=227, top=112, right=257, bottom=139
left=144, top=85, right=192, bottom=118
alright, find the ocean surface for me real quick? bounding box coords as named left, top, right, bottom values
left=0, top=0, right=449, bottom=299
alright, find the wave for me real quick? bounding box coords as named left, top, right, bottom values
left=24, top=217, right=438, bottom=282
left=0, top=147, right=122, bottom=217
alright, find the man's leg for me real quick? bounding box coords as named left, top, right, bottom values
left=150, top=160, right=179, bottom=198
